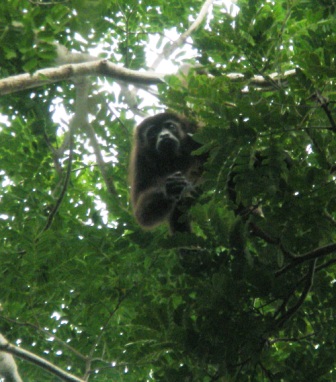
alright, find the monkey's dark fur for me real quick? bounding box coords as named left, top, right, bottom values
left=129, top=112, right=203, bottom=233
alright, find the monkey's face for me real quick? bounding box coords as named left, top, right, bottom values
left=140, top=118, right=184, bottom=156
left=155, top=120, right=181, bottom=155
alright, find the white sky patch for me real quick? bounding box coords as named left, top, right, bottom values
left=145, top=29, right=198, bottom=73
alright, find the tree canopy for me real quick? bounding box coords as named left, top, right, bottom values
left=0, top=0, right=336, bottom=381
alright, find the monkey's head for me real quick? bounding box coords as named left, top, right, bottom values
left=135, top=113, right=196, bottom=157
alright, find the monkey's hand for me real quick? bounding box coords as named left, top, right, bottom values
left=165, top=172, right=193, bottom=201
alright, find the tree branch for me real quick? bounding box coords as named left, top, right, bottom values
left=0, top=58, right=298, bottom=97
left=0, top=334, right=22, bottom=382
left=39, top=124, right=73, bottom=235
left=276, top=243, right=336, bottom=276
left=0, top=337, right=84, bottom=382
left=0, top=60, right=164, bottom=96
left=0, top=316, right=87, bottom=361
left=276, top=259, right=316, bottom=327
left=319, top=96, right=336, bottom=131
left=150, top=0, right=214, bottom=70
left=268, top=332, right=316, bottom=344
left=248, top=222, right=279, bottom=244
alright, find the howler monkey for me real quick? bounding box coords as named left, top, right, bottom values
left=129, top=112, right=204, bottom=233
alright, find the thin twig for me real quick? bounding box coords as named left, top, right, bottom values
left=150, top=0, right=214, bottom=70
left=39, top=127, right=73, bottom=234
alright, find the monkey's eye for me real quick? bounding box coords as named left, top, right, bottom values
left=146, top=125, right=160, bottom=141
left=163, top=121, right=178, bottom=132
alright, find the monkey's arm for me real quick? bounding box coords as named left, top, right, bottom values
left=133, top=172, right=191, bottom=229
left=134, top=186, right=176, bottom=228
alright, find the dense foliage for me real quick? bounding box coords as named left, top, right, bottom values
left=0, top=0, right=335, bottom=381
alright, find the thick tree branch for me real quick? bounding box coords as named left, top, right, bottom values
left=0, top=334, right=22, bottom=382
left=0, top=336, right=84, bottom=382
left=0, top=59, right=297, bottom=96
left=248, top=222, right=279, bottom=244
left=0, top=60, right=164, bottom=96
left=276, top=243, right=336, bottom=276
